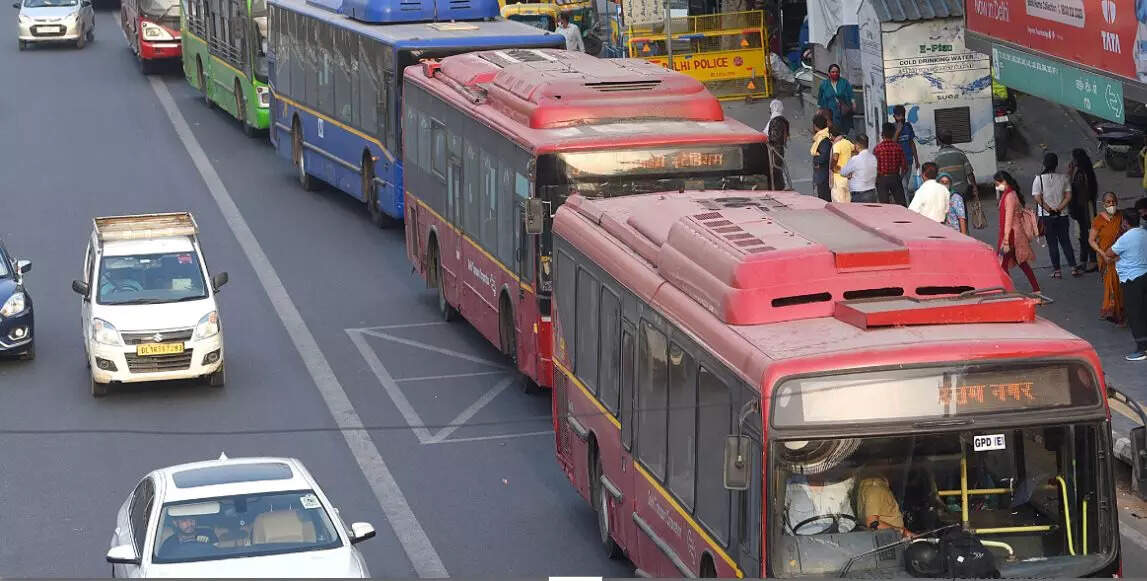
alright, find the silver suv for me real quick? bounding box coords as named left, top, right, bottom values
left=14, top=0, right=94, bottom=50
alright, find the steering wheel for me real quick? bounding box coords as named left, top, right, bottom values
left=792, top=513, right=860, bottom=535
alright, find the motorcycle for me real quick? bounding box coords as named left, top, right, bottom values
left=1093, top=121, right=1146, bottom=175
left=993, top=89, right=1017, bottom=161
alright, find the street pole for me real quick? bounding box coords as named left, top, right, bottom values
left=665, top=0, right=673, bottom=71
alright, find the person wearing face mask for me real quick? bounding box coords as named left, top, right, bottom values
left=817, top=64, right=855, bottom=136
left=1090, top=192, right=1126, bottom=325
left=1032, top=152, right=1077, bottom=278
left=995, top=171, right=1041, bottom=293
left=1101, top=209, right=1147, bottom=361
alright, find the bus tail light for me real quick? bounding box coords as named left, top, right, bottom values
left=140, top=20, right=175, bottom=42
left=255, top=85, right=271, bottom=108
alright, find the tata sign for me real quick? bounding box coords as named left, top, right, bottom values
left=966, top=0, right=1147, bottom=83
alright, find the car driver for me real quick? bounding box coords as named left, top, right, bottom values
left=160, top=515, right=218, bottom=554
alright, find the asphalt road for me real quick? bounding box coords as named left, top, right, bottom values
left=0, top=8, right=630, bottom=577
left=3, top=10, right=1147, bottom=578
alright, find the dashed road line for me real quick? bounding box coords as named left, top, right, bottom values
left=151, top=78, right=448, bottom=578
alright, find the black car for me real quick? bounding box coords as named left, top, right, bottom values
left=0, top=241, right=33, bottom=359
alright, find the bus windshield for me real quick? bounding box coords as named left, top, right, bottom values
left=537, top=143, right=771, bottom=205
left=770, top=425, right=1112, bottom=578
left=139, top=0, right=179, bottom=28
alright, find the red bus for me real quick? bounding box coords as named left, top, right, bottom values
left=120, top=0, right=181, bottom=74
left=551, top=190, right=1120, bottom=578
left=402, top=48, right=775, bottom=392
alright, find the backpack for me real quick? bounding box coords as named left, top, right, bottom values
left=1019, top=206, right=1041, bottom=241
left=940, top=529, right=1000, bottom=578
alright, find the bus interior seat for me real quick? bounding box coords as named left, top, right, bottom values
left=252, top=510, right=316, bottom=544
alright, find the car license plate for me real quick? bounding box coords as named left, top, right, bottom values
left=136, top=343, right=184, bottom=356
left=994, top=115, right=1008, bottom=123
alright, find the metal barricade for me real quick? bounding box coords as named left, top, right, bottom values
left=625, top=10, right=770, bottom=101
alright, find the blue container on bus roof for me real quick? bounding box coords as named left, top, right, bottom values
left=335, top=0, right=498, bottom=23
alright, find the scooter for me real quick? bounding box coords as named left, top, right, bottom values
left=994, top=102, right=1017, bottom=162
left=1094, top=120, right=1146, bottom=174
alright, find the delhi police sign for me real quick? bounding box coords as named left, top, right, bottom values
left=992, top=45, right=1124, bottom=123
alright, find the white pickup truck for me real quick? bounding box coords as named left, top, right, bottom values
left=71, top=213, right=228, bottom=397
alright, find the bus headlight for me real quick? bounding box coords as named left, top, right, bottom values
left=255, top=85, right=271, bottom=108
left=141, top=21, right=174, bottom=41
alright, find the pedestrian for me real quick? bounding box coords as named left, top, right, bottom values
left=873, top=122, right=908, bottom=206
left=817, top=64, right=855, bottom=136
left=938, top=173, right=967, bottom=234
left=1089, top=192, right=1125, bottom=325
left=1069, top=148, right=1099, bottom=272
left=1101, top=209, right=1147, bottom=361
left=995, top=171, right=1041, bottom=293
left=810, top=113, right=832, bottom=202
left=558, top=14, right=584, bottom=52
left=933, top=129, right=976, bottom=203
left=892, top=105, right=919, bottom=195
left=829, top=126, right=853, bottom=203
left=908, top=162, right=949, bottom=222
left=1137, top=197, right=1147, bottom=221
left=1032, top=152, right=1079, bottom=278
left=841, top=134, right=877, bottom=203
left=765, top=99, right=790, bottom=189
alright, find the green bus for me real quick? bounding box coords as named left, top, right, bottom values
left=181, top=0, right=271, bottom=136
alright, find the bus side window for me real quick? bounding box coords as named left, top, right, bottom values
left=497, top=167, right=514, bottom=265
left=695, top=366, right=731, bottom=544
left=620, top=322, right=635, bottom=450
left=384, top=71, right=397, bottom=155
left=575, top=268, right=599, bottom=393
left=667, top=341, right=697, bottom=510
left=637, top=320, right=668, bottom=480
left=358, top=37, right=379, bottom=140
left=598, top=287, right=621, bottom=415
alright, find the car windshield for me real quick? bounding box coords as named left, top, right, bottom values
left=152, top=490, right=342, bottom=564
left=97, top=252, right=207, bottom=305
left=770, top=424, right=1112, bottom=578
left=23, top=0, right=77, bottom=7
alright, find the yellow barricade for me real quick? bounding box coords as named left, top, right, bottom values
left=626, top=10, right=771, bottom=100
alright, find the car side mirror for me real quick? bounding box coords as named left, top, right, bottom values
left=71, top=279, right=90, bottom=298
left=212, top=272, right=229, bottom=292
left=12, top=2, right=19, bottom=8
left=16, top=259, right=31, bottom=275
left=349, top=522, right=376, bottom=544
left=722, top=435, right=751, bottom=491
left=106, top=544, right=140, bottom=565
left=524, top=198, right=545, bottom=235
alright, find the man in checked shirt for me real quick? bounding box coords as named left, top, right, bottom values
left=873, top=122, right=908, bottom=206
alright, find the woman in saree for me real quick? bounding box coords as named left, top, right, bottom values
left=1089, top=191, right=1126, bottom=324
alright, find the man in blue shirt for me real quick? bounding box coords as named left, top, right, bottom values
left=1105, top=209, right=1147, bottom=360
left=893, top=105, right=919, bottom=196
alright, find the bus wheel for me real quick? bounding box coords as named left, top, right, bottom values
left=431, top=242, right=457, bottom=322
left=236, top=81, right=255, bottom=137
left=591, top=445, right=623, bottom=559
left=500, top=295, right=536, bottom=393
left=138, top=55, right=153, bottom=75
left=292, top=119, right=319, bottom=192
left=363, top=155, right=384, bottom=227
left=197, top=58, right=212, bottom=109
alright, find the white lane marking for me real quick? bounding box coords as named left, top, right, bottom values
left=1122, top=522, right=1147, bottom=551
left=397, top=370, right=508, bottom=383
left=356, top=327, right=508, bottom=368
left=375, top=321, right=449, bottom=330
left=424, top=431, right=551, bottom=445
left=150, top=78, right=448, bottom=578
left=346, top=328, right=532, bottom=445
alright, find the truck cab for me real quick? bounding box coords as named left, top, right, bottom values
left=71, top=213, right=228, bottom=397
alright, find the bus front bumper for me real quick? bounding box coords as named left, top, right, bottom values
left=140, top=39, right=181, bottom=60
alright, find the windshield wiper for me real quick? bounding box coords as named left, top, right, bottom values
left=107, top=298, right=171, bottom=305
left=838, top=523, right=959, bottom=577
left=172, top=294, right=209, bottom=302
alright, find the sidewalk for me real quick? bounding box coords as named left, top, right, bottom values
left=725, top=93, right=1147, bottom=461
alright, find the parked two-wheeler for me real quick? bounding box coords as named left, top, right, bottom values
left=1093, top=121, right=1146, bottom=175
left=993, top=89, right=1018, bottom=161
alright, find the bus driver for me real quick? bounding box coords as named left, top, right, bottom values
left=785, top=468, right=908, bottom=536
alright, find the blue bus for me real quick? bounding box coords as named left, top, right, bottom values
left=266, top=0, right=565, bottom=226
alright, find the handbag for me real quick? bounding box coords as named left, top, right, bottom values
left=969, top=192, right=987, bottom=230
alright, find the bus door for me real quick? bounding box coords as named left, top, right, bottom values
left=735, top=435, right=762, bottom=577
left=615, top=318, right=637, bottom=554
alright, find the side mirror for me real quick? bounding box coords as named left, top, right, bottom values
left=723, top=435, right=751, bottom=491
left=12, top=2, right=19, bottom=8
left=71, top=279, right=90, bottom=297
left=349, top=522, right=376, bottom=544
left=524, top=198, right=545, bottom=235
left=105, top=544, right=140, bottom=565
left=16, top=259, right=31, bottom=275
left=211, top=272, right=229, bottom=292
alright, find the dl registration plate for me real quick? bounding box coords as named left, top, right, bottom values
left=136, top=343, right=185, bottom=356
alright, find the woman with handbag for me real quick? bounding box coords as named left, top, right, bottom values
left=996, top=171, right=1041, bottom=293
left=817, top=64, right=855, bottom=136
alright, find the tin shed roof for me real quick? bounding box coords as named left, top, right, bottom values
left=869, top=0, right=963, bottom=22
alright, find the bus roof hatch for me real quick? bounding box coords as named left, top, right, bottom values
left=833, top=288, right=1040, bottom=329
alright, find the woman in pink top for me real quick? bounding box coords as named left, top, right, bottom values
left=995, top=171, right=1041, bottom=292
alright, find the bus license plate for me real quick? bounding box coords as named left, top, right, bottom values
left=137, top=343, right=184, bottom=356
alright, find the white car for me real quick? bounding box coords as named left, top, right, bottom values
left=107, top=455, right=376, bottom=578
left=72, top=213, right=227, bottom=397
left=14, top=0, right=94, bottom=50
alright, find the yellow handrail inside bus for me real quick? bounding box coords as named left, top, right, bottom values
left=1082, top=498, right=1088, bottom=555
left=1056, top=476, right=1075, bottom=555
left=938, top=487, right=1013, bottom=497
left=961, top=456, right=969, bottom=526
left=980, top=539, right=1015, bottom=560
left=973, top=525, right=1055, bottom=534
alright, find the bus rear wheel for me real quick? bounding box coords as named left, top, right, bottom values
left=236, top=81, right=256, bottom=138
left=430, top=241, right=456, bottom=322
left=500, top=295, right=537, bottom=394
left=363, top=155, right=384, bottom=227
left=292, top=119, right=319, bottom=191
left=590, top=446, right=623, bottom=559
left=197, top=58, right=212, bottom=109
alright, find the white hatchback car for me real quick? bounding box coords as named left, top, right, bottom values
left=107, top=456, right=376, bottom=578
left=14, top=0, right=94, bottom=50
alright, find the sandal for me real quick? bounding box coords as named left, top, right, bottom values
left=1071, top=266, right=1083, bottom=277
left=1051, top=270, right=1062, bottom=279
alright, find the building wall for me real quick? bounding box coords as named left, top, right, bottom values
left=880, top=17, right=996, bottom=182
left=858, top=0, right=884, bottom=147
